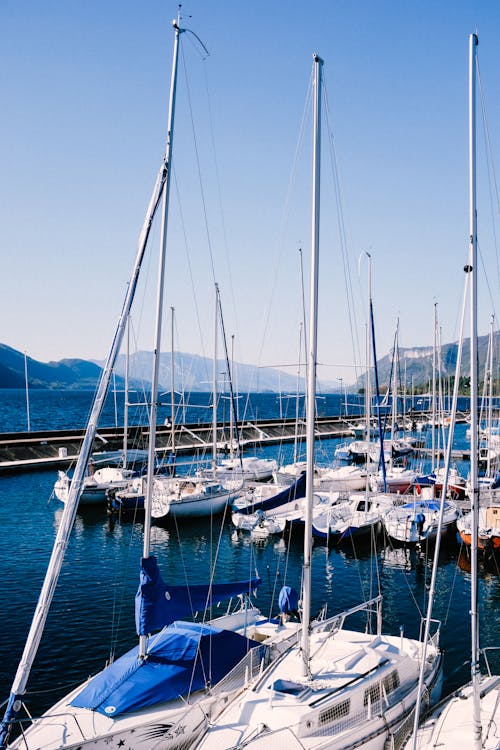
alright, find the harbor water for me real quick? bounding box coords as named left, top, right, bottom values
left=0, top=389, right=499, bottom=721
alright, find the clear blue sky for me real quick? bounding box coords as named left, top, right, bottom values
left=1, top=0, right=500, bottom=386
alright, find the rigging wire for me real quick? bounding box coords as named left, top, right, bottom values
left=109, top=510, right=144, bottom=663
left=171, top=168, right=211, bottom=380
left=254, top=66, right=313, bottom=390
left=217, top=287, right=243, bottom=461
left=237, top=72, right=314, bottom=420
left=478, top=241, right=498, bottom=322
left=202, top=62, right=241, bottom=345
left=477, top=59, right=500, bottom=293
left=180, top=44, right=217, bottom=283
left=322, top=74, right=363, bottom=384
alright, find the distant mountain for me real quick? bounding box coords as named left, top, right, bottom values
left=0, top=344, right=109, bottom=390
left=357, top=330, right=499, bottom=390
left=0, top=344, right=306, bottom=392
left=3, top=332, right=495, bottom=393
left=110, top=350, right=305, bottom=393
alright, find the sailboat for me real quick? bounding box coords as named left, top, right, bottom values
left=201, top=284, right=278, bottom=485
left=312, top=490, right=396, bottom=544
left=458, top=315, right=500, bottom=551
left=457, top=500, right=500, bottom=551
left=403, top=33, right=500, bottom=750
left=149, top=285, right=245, bottom=521
left=54, top=464, right=138, bottom=505
left=53, top=319, right=148, bottom=507
left=194, top=53, right=442, bottom=750
left=382, top=495, right=459, bottom=545
left=0, top=16, right=302, bottom=750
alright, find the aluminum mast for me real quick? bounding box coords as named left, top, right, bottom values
left=139, top=15, right=183, bottom=659
left=302, top=52, right=323, bottom=677
left=0, top=15, right=180, bottom=740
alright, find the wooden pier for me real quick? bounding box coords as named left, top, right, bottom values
left=0, top=415, right=352, bottom=473
left=0, top=412, right=469, bottom=474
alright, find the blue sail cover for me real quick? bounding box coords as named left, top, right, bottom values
left=278, top=585, right=299, bottom=614
left=71, top=621, right=261, bottom=716
left=401, top=500, right=441, bottom=511
left=136, top=555, right=261, bottom=635
left=241, top=471, right=307, bottom=514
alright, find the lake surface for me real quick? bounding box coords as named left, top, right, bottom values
left=0, top=389, right=498, bottom=721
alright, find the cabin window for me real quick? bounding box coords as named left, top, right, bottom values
left=363, top=683, right=380, bottom=707
left=383, top=670, right=400, bottom=695
left=319, top=699, right=350, bottom=725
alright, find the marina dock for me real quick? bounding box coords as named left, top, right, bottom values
left=0, top=412, right=470, bottom=474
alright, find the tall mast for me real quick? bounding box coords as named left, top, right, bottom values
left=24, top=351, right=31, bottom=432
left=431, top=302, right=437, bottom=471
left=468, top=31, right=482, bottom=749
left=123, top=316, right=130, bottom=467
left=487, top=314, right=494, bottom=477
left=389, top=321, right=399, bottom=471
left=302, top=52, right=322, bottom=677
left=212, top=283, right=219, bottom=472
left=230, top=334, right=235, bottom=458
left=140, top=15, right=182, bottom=659
left=365, top=253, right=372, bottom=442
left=293, top=322, right=303, bottom=466
left=0, top=20, right=177, bottom=739
left=170, top=306, right=175, bottom=454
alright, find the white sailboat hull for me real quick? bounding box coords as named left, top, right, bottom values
left=403, top=675, right=500, bottom=749
left=54, top=467, right=136, bottom=506
left=151, top=477, right=243, bottom=519
left=214, top=457, right=278, bottom=482
left=8, top=688, right=211, bottom=750
left=7, top=616, right=302, bottom=750
left=383, top=499, right=459, bottom=544
left=196, top=625, right=443, bottom=750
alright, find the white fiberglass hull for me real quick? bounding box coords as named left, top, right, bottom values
left=403, top=674, right=500, bottom=749
left=53, top=468, right=136, bottom=506
left=196, top=624, right=443, bottom=750
left=274, top=464, right=366, bottom=492
left=151, top=478, right=243, bottom=519
left=383, top=500, right=459, bottom=544
left=370, top=468, right=417, bottom=494
left=315, top=465, right=367, bottom=491
left=7, top=614, right=301, bottom=750
left=232, top=492, right=333, bottom=536
left=8, top=685, right=211, bottom=750
left=312, top=492, right=396, bottom=543
left=215, top=457, right=278, bottom=482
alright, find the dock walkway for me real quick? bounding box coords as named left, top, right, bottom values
left=0, top=415, right=354, bottom=473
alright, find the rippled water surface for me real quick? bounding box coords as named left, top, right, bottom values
left=0, top=390, right=498, bottom=717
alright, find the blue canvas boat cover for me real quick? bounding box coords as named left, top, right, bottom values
left=240, top=472, right=307, bottom=514
left=401, top=500, right=441, bottom=511
left=71, top=621, right=261, bottom=716
left=136, top=555, right=261, bottom=635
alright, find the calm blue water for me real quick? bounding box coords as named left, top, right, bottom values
left=0, top=388, right=367, bottom=433
left=0, top=390, right=499, bottom=721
